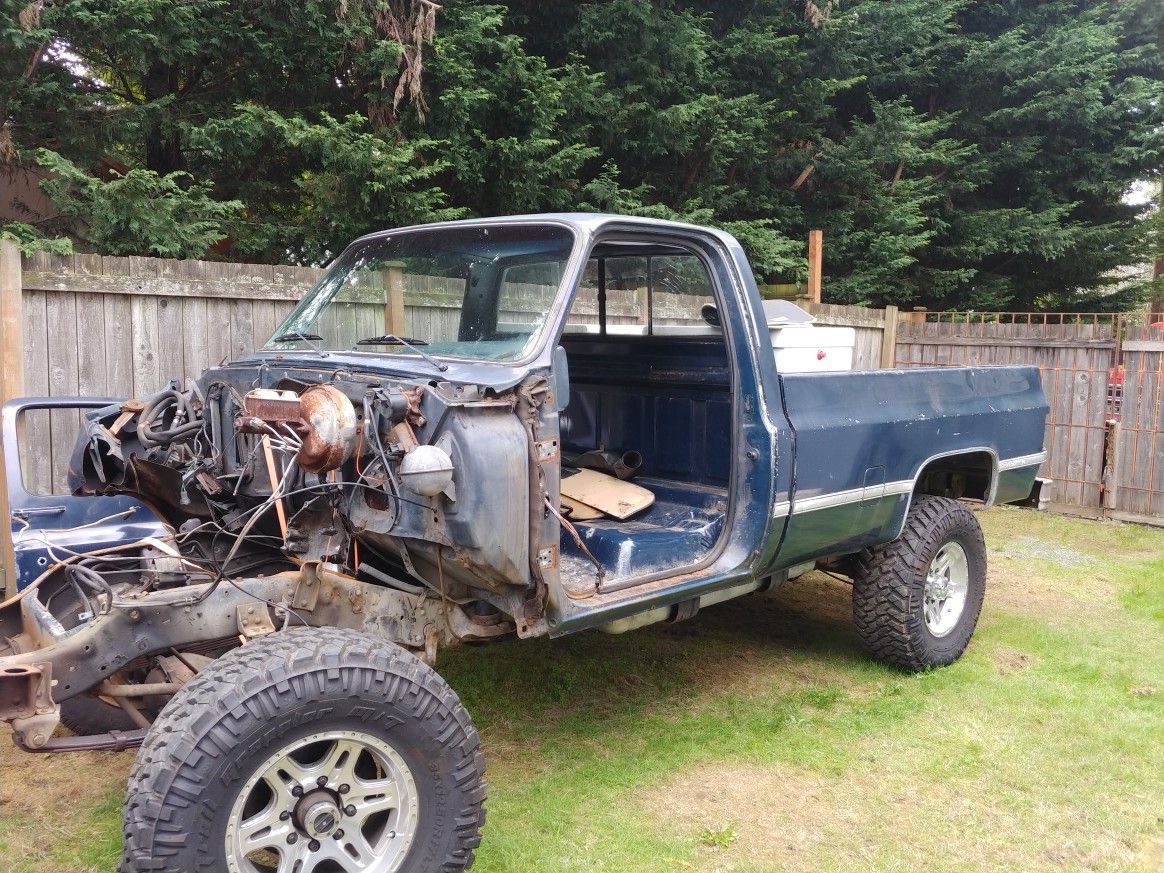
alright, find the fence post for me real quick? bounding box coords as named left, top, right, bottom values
left=881, top=305, right=899, bottom=368
left=806, top=230, right=823, bottom=304
left=636, top=285, right=649, bottom=327
left=383, top=262, right=406, bottom=335
left=0, top=239, right=23, bottom=598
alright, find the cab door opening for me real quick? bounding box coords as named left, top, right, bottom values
left=555, top=241, right=734, bottom=590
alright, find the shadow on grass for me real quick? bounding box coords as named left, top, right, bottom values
left=438, top=573, right=876, bottom=754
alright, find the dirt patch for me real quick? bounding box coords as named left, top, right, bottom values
left=985, top=553, right=1121, bottom=623
left=638, top=762, right=834, bottom=872
left=996, top=535, right=1095, bottom=568
left=638, top=750, right=1151, bottom=873
left=993, top=646, right=1034, bottom=674
left=1137, top=837, right=1164, bottom=872
left=0, top=724, right=133, bottom=872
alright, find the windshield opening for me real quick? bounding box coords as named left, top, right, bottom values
left=266, top=223, right=577, bottom=363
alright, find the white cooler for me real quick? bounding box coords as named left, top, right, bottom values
left=768, top=323, right=856, bottom=372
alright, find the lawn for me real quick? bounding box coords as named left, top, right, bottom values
left=1, top=505, right=1161, bottom=872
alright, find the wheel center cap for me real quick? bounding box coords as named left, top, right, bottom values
left=312, top=809, right=338, bottom=835
left=296, top=792, right=341, bottom=838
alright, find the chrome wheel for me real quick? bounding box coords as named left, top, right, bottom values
left=225, top=729, right=420, bottom=873
left=923, top=541, right=970, bottom=638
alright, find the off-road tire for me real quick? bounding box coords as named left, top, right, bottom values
left=120, top=627, right=487, bottom=873
left=853, top=495, right=986, bottom=671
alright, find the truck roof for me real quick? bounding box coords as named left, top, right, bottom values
left=349, top=212, right=738, bottom=248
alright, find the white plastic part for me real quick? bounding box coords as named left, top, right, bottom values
left=769, top=323, right=856, bottom=373
left=398, top=444, right=454, bottom=496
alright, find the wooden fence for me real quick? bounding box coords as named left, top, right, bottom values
left=13, top=250, right=321, bottom=495
left=1105, top=327, right=1164, bottom=525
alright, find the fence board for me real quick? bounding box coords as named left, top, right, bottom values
left=21, top=290, right=51, bottom=493
left=156, top=296, right=186, bottom=388
left=104, top=293, right=134, bottom=397
left=1108, top=332, right=1164, bottom=518
left=130, top=295, right=161, bottom=398
left=46, top=290, right=80, bottom=494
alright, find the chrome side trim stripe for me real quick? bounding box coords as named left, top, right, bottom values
left=772, top=451, right=1045, bottom=520
left=997, top=450, right=1047, bottom=471
left=772, top=480, right=913, bottom=519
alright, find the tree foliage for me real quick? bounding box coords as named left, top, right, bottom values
left=2, top=0, right=1160, bottom=310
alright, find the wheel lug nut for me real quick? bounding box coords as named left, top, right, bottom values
left=308, top=839, right=321, bottom=852
left=334, top=829, right=345, bottom=840
left=287, top=833, right=298, bottom=845
left=338, top=783, right=350, bottom=794
left=344, top=804, right=356, bottom=817
left=292, top=786, right=304, bottom=797
left=280, top=811, right=291, bottom=821
left=317, top=776, right=328, bottom=787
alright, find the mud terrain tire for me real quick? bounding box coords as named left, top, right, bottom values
left=853, top=495, right=986, bottom=671
left=121, top=627, right=486, bottom=873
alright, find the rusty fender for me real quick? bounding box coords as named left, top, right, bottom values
left=0, top=566, right=508, bottom=746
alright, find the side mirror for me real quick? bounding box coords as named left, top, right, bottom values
left=551, top=346, right=571, bottom=412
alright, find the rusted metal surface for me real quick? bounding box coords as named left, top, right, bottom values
left=16, top=728, right=147, bottom=753
left=97, top=681, right=183, bottom=698
left=0, top=559, right=510, bottom=746
left=0, top=662, right=53, bottom=721
left=241, top=388, right=302, bottom=423
left=297, top=385, right=358, bottom=472
left=239, top=384, right=358, bottom=473
left=236, top=602, right=277, bottom=638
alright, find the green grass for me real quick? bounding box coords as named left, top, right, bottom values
left=1, top=506, right=1161, bottom=872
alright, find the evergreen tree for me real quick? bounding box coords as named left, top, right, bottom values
left=2, top=0, right=1160, bottom=310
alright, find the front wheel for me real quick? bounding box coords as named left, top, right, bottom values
left=852, top=495, right=987, bottom=671
left=121, top=627, right=486, bottom=873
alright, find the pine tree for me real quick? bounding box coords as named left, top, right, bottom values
left=2, top=0, right=1159, bottom=310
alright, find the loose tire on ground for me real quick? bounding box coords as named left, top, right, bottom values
left=852, top=495, right=986, bottom=671
left=121, top=627, right=487, bottom=873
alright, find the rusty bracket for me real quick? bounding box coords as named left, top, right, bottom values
left=291, top=561, right=321, bottom=611
left=236, top=603, right=277, bottom=640
left=536, top=545, right=559, bottom=571
left=0, top=662, right=54, bottom=722
left=535, top=437, right=560, bottom=462
left=0, top=662, right=60, bottom=749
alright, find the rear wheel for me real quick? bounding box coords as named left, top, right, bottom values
left=121, top=627, right=486, bottom=873
left=852, top=495, right=986, bottom=670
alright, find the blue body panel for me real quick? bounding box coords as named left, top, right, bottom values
left=768, top=365, right=1048, bottom=568
left=3, top=398, right=170, bottom=591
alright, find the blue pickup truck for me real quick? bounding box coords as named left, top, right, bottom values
left=0, top=214, right=1047, bottom=873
